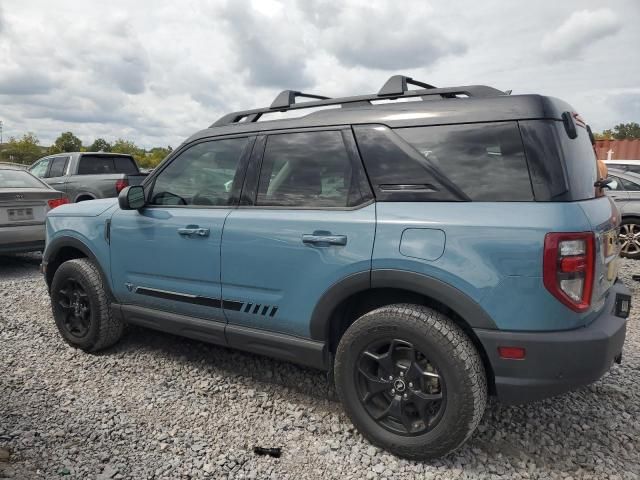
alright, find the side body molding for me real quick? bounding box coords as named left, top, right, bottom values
left=309, top=269, right=497, bottom=341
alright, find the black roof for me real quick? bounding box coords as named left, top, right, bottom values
left=186, top=75, right=575, bottom=144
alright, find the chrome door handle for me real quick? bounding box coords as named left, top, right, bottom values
left=302, top=233, right=347, bottom=246
left=178, top=226, right=210, bottom=237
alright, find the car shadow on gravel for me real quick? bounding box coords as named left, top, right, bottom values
left=106, top=326, right=335, bottom=400
left=99, top=323, right=638, bottom=473
left=0, top=252, right=42, bottom=280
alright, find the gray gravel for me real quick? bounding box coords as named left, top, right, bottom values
left=0, top=255, right=638, bottom=479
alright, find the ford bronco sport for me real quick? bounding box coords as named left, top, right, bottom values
left=42, top=76, right=631, bottom=459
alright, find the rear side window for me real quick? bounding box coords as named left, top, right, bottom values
left=256, top=131, right=365, bottom=208
left=47, top=156, right=68, bottom=177
left=395, top=122, right=533, bottom=201
left=354, top=122, right=532, bottom=201
left=77, top=155, right=137, bottom=175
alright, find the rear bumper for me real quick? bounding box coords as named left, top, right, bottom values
left=475, top=281, right=630, bottom=404
left=0, top=224, right=45, bottom=253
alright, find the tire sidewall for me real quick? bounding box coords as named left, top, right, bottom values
left=336, top=311, right=479, bottom=454
left=51, top=260, right=103, bottom=350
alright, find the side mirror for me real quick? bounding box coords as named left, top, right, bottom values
left=118, top=185, right=146, bottom=210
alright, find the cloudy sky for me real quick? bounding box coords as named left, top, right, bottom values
left=1, top=0, right=639, bottom=148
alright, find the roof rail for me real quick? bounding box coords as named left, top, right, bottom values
left=210, top=75, right=506, bottom=127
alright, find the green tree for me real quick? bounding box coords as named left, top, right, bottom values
left=89, top=138, right=112, bottom=152
left=49, top=131, right=82, bottom=153
left=611, top=122, right=640, bottom=139
left=142, top=146, right=172, bottom=168
left=112, top=138, right=145, bottom=166
left=1, top=133, right=43, bottom=164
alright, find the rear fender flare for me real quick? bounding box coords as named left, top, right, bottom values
left=309, top=269, right=497, bottom=341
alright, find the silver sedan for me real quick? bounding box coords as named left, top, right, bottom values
left=606, top=168, right=640, bottom=259
left=0, top=165, right=68, bottom=254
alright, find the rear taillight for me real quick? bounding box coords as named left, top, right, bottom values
left=543, top=232, right=595, bottom=312
left=47, top=197, right=70, bottom=210
left=115, top=178, right=128, bottom=193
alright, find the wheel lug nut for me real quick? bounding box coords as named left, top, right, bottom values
left=400, top=371, right=404, bottom=377
left=403, top=394, right=408, bottom=399
left=408, top=382, right=413, bottom=388
left=388, top=375, right=393, bottom=380
left=391, top=389, right=395, bottom=395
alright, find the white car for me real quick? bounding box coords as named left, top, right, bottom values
left=604, top=159, right=640, bottom=174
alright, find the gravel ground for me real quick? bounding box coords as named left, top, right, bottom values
left=0, top=255, right=638, bottom=479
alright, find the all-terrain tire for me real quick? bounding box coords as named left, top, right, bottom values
left=334, top=304, right=487, bottom=460
left=50, top=258, right=124, bottom=352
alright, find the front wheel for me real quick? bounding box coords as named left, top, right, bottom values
left=50, top=258, right=124, bottom=352
left=334, top=304, right=487, bottom=460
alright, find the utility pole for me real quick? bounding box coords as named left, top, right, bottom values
left=0, top=120, right=3, bottom=144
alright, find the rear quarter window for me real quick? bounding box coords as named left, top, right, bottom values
left=394, top=122, right=533, bottom=201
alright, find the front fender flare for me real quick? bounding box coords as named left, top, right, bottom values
left=43, top=236, right=113, bottom=299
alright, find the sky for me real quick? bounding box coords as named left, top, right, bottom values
left=0, top=0, right=639, bottom=149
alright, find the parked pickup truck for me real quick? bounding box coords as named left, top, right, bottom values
left=29, top=152, right=147, bottom=202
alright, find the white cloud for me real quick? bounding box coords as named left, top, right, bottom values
left=541, top=8, right=621, bottom=60
left=322, top=2, right=466, bottom=70
left=0, top=0, right=638, bottom=148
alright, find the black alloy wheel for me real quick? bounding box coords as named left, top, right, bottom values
left=57, top=278, right=92, bottom=339
left=356, top=339, right=445, bottom=436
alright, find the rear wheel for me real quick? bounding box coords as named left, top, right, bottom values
left=50, top=258, right=124, bottom=351
left=619, top=217, right=640, bottom=259
left=334, top=304, right=486, bottom=460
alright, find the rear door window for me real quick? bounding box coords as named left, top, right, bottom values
left=47, top=156, right=68, bottom=177
left=256, top=131, right=367, bottom=208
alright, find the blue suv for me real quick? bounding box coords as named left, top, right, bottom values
left=42, top=76, right=631, bottom=459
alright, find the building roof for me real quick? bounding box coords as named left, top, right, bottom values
left=595, top=139, right=640, bottom=161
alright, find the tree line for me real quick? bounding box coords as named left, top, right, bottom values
left=593, top=122, right=640, bottom=140
left=0, top=131, right=172, bottom=168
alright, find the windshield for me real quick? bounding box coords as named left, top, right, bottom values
left=0, top=169, right=48, bottom=189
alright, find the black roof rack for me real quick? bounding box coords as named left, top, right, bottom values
left=378, top=75, right=437, bottom=96
left=211, top=75, right=505, bottom=127
left=270, top=90, right=331, bottom=110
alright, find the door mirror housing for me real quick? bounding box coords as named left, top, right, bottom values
left=118, top=185, right=146, bottom=210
